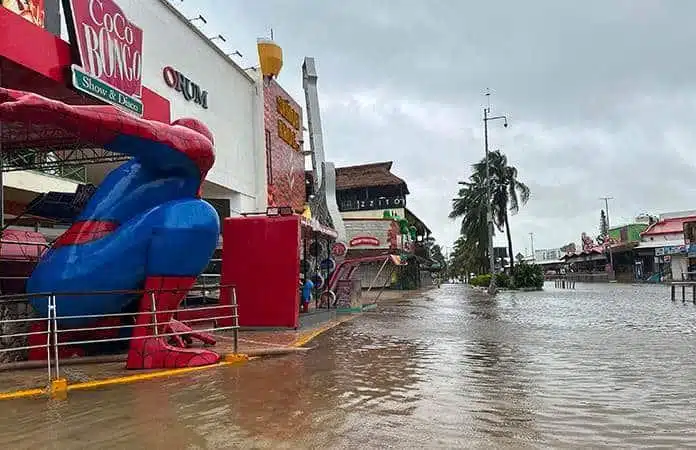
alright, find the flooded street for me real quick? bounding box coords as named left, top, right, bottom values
left=3, top=282, right=696, bottom=448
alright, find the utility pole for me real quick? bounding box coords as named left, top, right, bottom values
left=600, top=196, right=615, bottom=278
left=482, top=90, right=508, bottom=295
left=529, top=232, right=535, bottom=262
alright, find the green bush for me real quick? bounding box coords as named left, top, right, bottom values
left=494, top=272, right=512, bottom=289
left=469, top=274, right=492, bottom=287
left=511, top=263, right=544, bottom=290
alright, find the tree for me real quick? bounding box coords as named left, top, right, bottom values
left=430, top=244, right=446, bottom=268
left=450, top=171, right=489, bottom=273
left=450, top=150, right=530, bottom=272
left=446, top=235, right=485, bottom=280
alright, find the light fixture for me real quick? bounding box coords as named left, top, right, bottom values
left=188, top=15, right=207, bottom=24
left=209, top=34, right=226, bottom=42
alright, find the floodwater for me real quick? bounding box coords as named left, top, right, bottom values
left=3, top=282, right=696, bottom=448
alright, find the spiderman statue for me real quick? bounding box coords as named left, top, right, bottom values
left=0, top=88, right=221, bottom=369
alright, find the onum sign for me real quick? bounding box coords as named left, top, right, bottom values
left=163, top=66, right=209, bottom=109
left=65, top=0, right=144, bottom=115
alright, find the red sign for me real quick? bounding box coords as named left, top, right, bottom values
left=68, top=0, right=143, bottom=99
left=349, top=237, right=380, bottom=247
left=264, top=79, right=305, bottom=212
left=331, top=242, right=347, bottom=257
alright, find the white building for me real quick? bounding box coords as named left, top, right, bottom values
left=637, top=210, right=696, bottom=281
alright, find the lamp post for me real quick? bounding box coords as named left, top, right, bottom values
left=483, top=100, right=508, bottom=294
left=529, top=232, right=535, bottom=262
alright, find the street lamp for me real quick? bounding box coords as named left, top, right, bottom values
left=483, top=99, right=508, bottom=294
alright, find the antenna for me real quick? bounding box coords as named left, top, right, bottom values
left=485, top=88, right=491, bottom=113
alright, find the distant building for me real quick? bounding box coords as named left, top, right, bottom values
left=635, top=211, right=696, bottom=282
left=318, top=161, right=434, bottom=289
left=535, top=248, right=563, bottom=262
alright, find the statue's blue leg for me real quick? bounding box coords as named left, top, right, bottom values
left=28, top=199, right=220, bottom=324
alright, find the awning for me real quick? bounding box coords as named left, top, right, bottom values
left=565, top=253, right=606, bottom=262
left=300, top=216, right=338, bottom=239
left=536, top=259, right=564, bottom=266
left=635, top=239, right=685, bottom=249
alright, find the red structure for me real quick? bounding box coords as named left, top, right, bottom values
left=221, top=214, right=301, bottom=328
left=0, top=8, right=225, bottom=369
left=0, top=7, right=170, bottom=128
left=263, top=79, right=305, bottom=213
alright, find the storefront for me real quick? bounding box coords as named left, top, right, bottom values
left=0, top=0, right=267, bottom=229
left=0, top=1, right=272, bottom=352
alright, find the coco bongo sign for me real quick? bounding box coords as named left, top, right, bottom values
left=63, top=0, right=144, bottom=115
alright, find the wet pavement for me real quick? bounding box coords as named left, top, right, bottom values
left=3, top=282, right=696, bottom=448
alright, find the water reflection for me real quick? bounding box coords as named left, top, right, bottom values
left=4, top=283, right=696, bottom=447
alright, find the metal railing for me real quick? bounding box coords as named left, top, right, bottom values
left=0, top=283, right=239, bottom=386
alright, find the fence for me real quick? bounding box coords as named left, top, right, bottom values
left=0, top=283, right=239, bottom=386
left=547, top=272, right=609, bottom=283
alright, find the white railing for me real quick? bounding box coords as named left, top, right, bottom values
left=0, top=284, right=239, bottom=385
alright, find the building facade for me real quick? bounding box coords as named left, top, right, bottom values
left=263, top=78, right=305, bottom=212
left=2, top=0, right=268, bottom=234
left=636, top=212, right=696, bottom=281
left=334, top=161, right=433, bottom=289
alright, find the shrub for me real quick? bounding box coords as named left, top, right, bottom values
left=494, top=272, right=512, bottom=289
left=469, top=274, right=492, bottom=287
left=511, top=262, right=544, bottom=290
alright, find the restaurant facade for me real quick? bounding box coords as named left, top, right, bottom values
left=0, top=0, right=268, bottom=233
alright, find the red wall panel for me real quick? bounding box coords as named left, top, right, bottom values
left=222, top=215, right=301, bottom=328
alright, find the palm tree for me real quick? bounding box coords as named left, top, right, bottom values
left=450, top=171, right=489, bottom=272
left=487, top=151, right=530, bottom=269
left=451, top=150, right=530, bottom=271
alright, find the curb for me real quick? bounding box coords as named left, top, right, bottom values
left=0, top=316, right=355, bottom=401
left=0, top=354, right=251, bottom=401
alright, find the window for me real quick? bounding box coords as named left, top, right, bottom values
left=265, top=129, right=273, bottom=184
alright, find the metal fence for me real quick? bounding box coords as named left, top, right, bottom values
left=0, top=283, right=239, bottom=385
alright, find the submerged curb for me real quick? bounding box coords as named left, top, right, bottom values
left=0, top=316, right=355, bottom=401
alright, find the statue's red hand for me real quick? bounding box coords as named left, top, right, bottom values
left=0, top=88, right=30, bottom=104
left=0, top=87, right=66, bottom=122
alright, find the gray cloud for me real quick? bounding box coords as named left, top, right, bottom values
left=180, top=0, right=696, bottom=254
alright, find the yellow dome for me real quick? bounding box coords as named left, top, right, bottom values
left=257, top=38, right=283, bottom=78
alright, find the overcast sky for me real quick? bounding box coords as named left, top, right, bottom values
left=175, top=0, right=696, bottom=255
